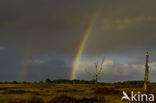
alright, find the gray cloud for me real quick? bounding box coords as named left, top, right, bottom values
left=0, top=47, right=5, bottom=51
left=0, top=0, right=156, bottom=81
left=24, top=59, right=71, bottom=81
left=77, top=60, right=156, bottom=82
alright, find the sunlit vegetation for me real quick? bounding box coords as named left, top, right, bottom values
left=0, top=79, right=156, bottom=103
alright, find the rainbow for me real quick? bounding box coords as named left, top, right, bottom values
left=70, top=15, right=98, bottom=80
left=19, top=12, right=100, bottom=81
left=19, top=38, right=34, bottom=82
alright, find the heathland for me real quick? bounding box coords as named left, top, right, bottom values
left=0, top=80, right=155, bottom=103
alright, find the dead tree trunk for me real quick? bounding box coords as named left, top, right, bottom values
left=94, top=58, right=104, bottom=88
left=85, top=58, right=104, bottom=88
left=144, top=52, right=149, bottom=93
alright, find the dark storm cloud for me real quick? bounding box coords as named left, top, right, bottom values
left=25, top=59, right=71, bottom=81
left=0, top=46, right=5, bottom=51
left=0, top=0, right=156, bottom=81
left=0, top=49, right=71, bottom=81
left=0, top=0, right=156, bottom=58
left=0, top=45, right=25, bottom=81
left=82, top=1, right=156, bottom=58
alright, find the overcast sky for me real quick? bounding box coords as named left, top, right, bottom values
left=0, top=0, right=156, bottom=82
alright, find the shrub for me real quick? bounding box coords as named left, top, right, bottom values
left=48, top=95, right=76, bottom=103
left=48, top=95, right=105, bottom=103
left=10, top=96, right=43, bottom=103
left=28, top=96, right=43, bottom=103
left=10, top=99, right=27, bottom=103
left=12, top=81, right=18, bottom=84
left=94, top=87, right=121, bottom=95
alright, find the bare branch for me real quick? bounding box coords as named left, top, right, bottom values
left=95, top=60, right=98, bottom=69
left=85, top=58, right=105, bottom=88
left=98, top=58, right=104, bottom=74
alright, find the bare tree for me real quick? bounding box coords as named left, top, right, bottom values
left=94, top=58, right=104, bottom=86
left=85, top=58, right=104, bottom=86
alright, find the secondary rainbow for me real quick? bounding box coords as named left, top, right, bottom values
left=70, top=16, right=97, bottom=80
left=19, top=38, right=34, bottom=82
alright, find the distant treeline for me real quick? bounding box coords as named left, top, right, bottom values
left=0, top=79, right=155, bottom=85
left=0, top=79, right=98, bottom=84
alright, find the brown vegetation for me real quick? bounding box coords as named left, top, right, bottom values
left=10, top=96, right=43, bottom=103
left=0, top=83, right=155, bottom=103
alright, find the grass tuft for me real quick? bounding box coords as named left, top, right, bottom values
left=10, top=96, right=43, bottom=103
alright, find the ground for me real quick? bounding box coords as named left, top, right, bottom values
left=0, top=83, right=155, bottom=103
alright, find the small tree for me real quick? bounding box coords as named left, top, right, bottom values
left=12, top=81, right=18, bottom=84
left=45, top=78, right=51, bottom=83
left=39, top=81, right=43, bottom=83
left=22, top=81, right=28, bottom=84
